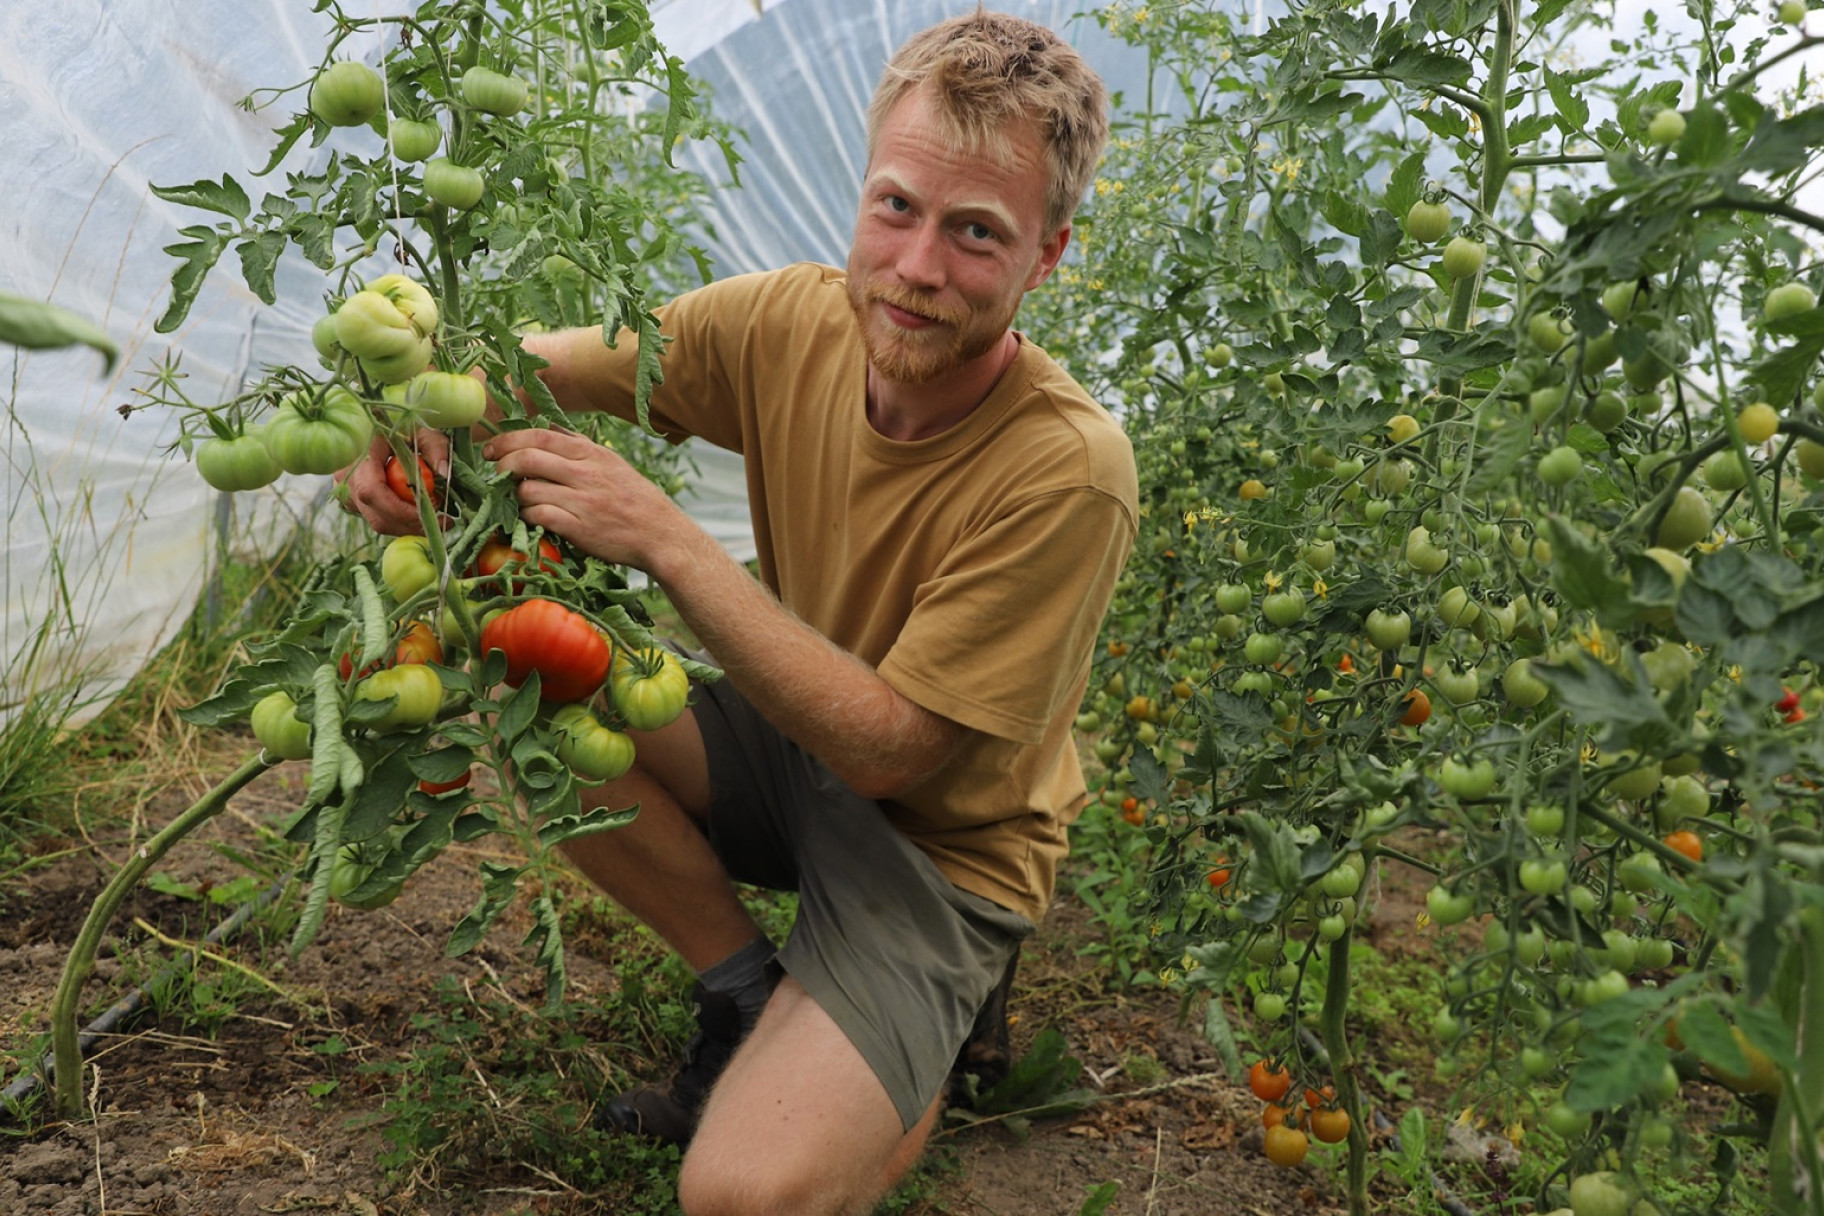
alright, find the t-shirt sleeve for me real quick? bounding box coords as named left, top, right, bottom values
left=571, top=266, right=816, bottom=453
left=877, top=486, right=1136, bottom=746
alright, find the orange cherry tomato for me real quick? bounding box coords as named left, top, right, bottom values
left=1663, top=830, right=1703, bottom=862
left=1304, top=1084, right=1335, bottom=1110
left=1263, top=1124, right=1309, bottom=1167
left=1401, top=688, right=1432, bottom=726
left=1248, top=1060, right=1292, bottom=1103
left=1262, top=1103, right=1301, bottom=1129
left=1309, top=1107, right=1351, bottom=1144
left=1206, top=859, right=1232, bottom=890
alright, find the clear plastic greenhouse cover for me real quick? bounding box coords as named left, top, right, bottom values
left=0, top=0, right=1152, bottom=730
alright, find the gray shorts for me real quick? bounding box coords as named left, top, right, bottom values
left=689, top=670, right=1033, bottom=1131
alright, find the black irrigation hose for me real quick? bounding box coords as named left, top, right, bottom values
left=1, top=875, right=290, bottom=1117
left=1297, top=1025, right=1476, bottom=1216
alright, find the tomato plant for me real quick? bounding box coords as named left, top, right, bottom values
left=58, top=0, right=731, bottom=1126
left=1041, top=2, right=1824, bottom=1210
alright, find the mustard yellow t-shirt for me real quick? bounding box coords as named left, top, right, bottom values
left=586, top=262, right=1137, bottom=923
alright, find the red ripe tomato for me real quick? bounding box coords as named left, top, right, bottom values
left=419, top=769, right=473, bottom=795
left=479, top=598, right=610, bottom=703
left=385, top=453, right=438, bottom=507
left=1248, top=1060, right=1292, bottom=1103
left=340, top=620, right=443, bottom=680
left=471, top=534, right=564, bottom=592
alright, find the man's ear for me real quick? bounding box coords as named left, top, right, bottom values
left=1024, top=224, right=1072, bottom=292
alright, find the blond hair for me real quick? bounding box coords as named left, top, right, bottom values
left=866, top=10, right=1109, bottom=233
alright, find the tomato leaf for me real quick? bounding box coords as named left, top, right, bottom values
left=1532, top=654, right=1675, bottom=753
left=1564, top=988, right=1673, bottom=1111
left=1545, top=68, right=1591, bottom=133
left=151, top=175, right=251, bottom=222
left=445, top=861, right=524, bottom=958
left=0, top=293, right=118, bottom=372
left=537, top=803, right=638, bottom=849
left=523, top=890, right=570, bottom=1009
left=236, top=232, right=287, bottom=305
left=494, top=673, right=542, bottom=746
left=1383, top=151, right=1427, bottom=221
left=343, top=743, right=420, bottom=843
left=1543, top=516, right=1634, bottom=624
left=154, top=226, right=228, bottom=333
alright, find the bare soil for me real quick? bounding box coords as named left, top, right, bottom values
left=0, top=751, right=1498, bottom=1215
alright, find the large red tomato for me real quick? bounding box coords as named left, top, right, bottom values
left=470, top=534, right=564, bottom=592
left=478, top=598, right=609, bottom=703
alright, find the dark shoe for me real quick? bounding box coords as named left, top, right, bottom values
left=599, top=983, right=744, bottom=1146
left=946, top=948, right=1020, bottom=1107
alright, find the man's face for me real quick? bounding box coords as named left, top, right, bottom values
left=846, top=87, right=1069, bottom=386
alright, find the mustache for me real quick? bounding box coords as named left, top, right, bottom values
left=863, top=282, right=966, bottom=327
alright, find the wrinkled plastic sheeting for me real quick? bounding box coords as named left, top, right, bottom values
left=0, top=1, right=391, bottom=727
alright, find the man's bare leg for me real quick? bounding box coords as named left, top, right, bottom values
left=557, top=712, right=763, bottom=969
left=677, top=977, right=941, bottom=1216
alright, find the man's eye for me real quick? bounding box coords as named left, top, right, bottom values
left=886, top=195, right=910, bottom=212
left=966, top=222, right=996, bottom=241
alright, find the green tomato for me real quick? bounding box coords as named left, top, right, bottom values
left=309, top=60, right=383, bottom=127
left=1404, top=525, right=1448, bottom=575
left=1442, top=236, right=1485, bottom=278
left=1262, top=589, right=1307, bottom=627
left=1525, top=803, right=1565, bottom=837
left=1701, top=449, right=1751, bottom=491
left=381, top=535, right=438, bottom=602
left=327, top=841, right=404, bottom=910
left=1646, top=108, right=1687, bottom=146
left=1655, top=486, right=1712, bottom=550
left=251, top=690, right=313, bottom=760
left=388, top=117, right=442, bottom=162
left=1243, top=632, right=1284, bottom=665
left=1607, top=758, right=1664, bottom=801
left=1432, top=1007, right=1464, bottom=1041
left=195, top=431, right=283, bottom=492
left=1617, top=851, right=1663, bottom=892
left=1546, top=1101, right=1592, bottom=1138
left=461, top=65, right=529, bottom=116
left=1602, top=281, right=1646, bottom=321
left=1521, top=1047, right=1554, bottom=1079
left=1317, top=914, right=1348, bottom=941
left=1538, top=445, right=1583, bottom=486
left=1502, top=658, right=1550, bottom=708
left=311, top=312, right=342, bottom=362
left=1214, top=583, right=1253, bottom=614
left=550, top=704, right=637, bottom=784
left=261, top=386, right=374, bottom=475
left=1426, top=885, right=1475, bottom=925
left=1520, top=858, right=1568, bottom=895
left=1798, top=438, right=1824, bottom=479
left=1529, top=311, right=1573, bottom=354
left=1765, top=282, right=1818, bottom=322
left=1435, top=663, right=1480, bottom=707
left=354, top=663, right=443, bottom=732
left=1658, top=774, right=1709, bottom=825
left=1321, top=866, right=1361, bottom=898
left=1254, top=991, right=1289, bottom=1021
left=1586, top=390, right=1628, bottom=433
left=424, top=158, right=486, bottom=210
left=1439, top=756, right=1497, bottom=799
left=611, top=648, right=691, bottom=731
left=1406, top=199, right=1451, bottom=243
left=1365, top=608, right=1411, bottom=651
left=1515, top=926, right=1546, bottom=966
left=403, top=370, right=487, bottom=429
left=1438, top=586, right=1481, bottom=629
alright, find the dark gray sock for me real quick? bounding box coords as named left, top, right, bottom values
left=697, top=937, right=775, bottom=1034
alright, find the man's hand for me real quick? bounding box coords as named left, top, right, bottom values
left=483, top=427, right=687, bottom=574
left=336, top=431, right=451, bottom=536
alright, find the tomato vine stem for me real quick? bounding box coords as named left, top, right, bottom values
left=49, top=750, right=274, bottom=1118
